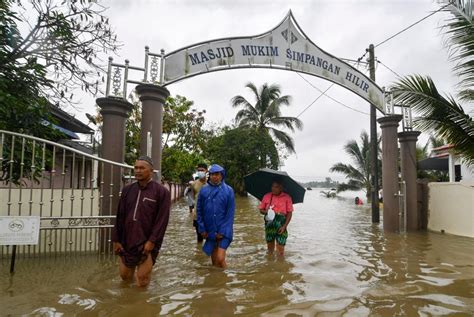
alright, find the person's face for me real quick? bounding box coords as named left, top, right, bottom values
left=209, top=172, right=223, bottom=185
left=271, top=182, right=283, bottom=195
left=134, top=160, right=152, bottom=181
left=197, top=166, right=207, bottom=179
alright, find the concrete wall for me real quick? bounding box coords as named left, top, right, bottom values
left=427, top=182, right=474, bottom=238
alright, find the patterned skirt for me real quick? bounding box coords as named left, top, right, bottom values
left=265, top=213, right=288, bottom=246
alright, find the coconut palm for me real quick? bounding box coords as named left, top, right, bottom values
left=231, top=82, right=303, bottom=153
left=392, top=3, right=474, bottom=165
left=330, top=131, right=381, bottom=200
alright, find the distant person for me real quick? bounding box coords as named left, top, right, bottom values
left=184, top=181, right=195, bottom=213
left=112, top=156, right=171, bottom=287
left=378, top=189, right=383, bottom=203
left=258, top=180, right=294, bottom=256
left=355, top=197, right=363, bottom=205
left=192, top=163, right=208, bottom=243
left=196, top=164, right=235, bottom=268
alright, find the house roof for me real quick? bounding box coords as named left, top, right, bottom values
left=50, top=106, right=93, bottom=134
left=432, top=144, right=454, bottom=155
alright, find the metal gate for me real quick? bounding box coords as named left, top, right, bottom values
left=0, top=130, right=135, bottom=259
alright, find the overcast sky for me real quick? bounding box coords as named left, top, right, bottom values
left=68, top=0, right=466, bottom=182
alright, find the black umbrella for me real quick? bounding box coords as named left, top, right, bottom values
left=244, top=168, right=306, bottom=204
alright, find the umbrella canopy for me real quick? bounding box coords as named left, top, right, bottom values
left=244, top=168, right=306, bottom=204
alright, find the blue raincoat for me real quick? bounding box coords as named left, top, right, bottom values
left=196, top=164, right=235, bottom=256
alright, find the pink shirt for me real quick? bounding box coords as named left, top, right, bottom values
left=258, top=192, right=294, bottom=215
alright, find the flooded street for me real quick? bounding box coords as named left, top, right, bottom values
left=1, top=189, right=473, bottom=316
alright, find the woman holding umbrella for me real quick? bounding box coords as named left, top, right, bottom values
left=258, top=180, right=294, bottom=256
left=244, top=168, right=305, bottom=257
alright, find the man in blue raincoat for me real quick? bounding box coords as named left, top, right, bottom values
left=196, top=164, right=235, bottom=268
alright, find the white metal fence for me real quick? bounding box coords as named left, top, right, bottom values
left=0, top=130, right=184, bottom=259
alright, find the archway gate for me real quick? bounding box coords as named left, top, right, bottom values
left=99, top=11, right=420, bottom=233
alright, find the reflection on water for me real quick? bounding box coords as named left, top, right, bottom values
left=1, top=189, right=473, bottom=316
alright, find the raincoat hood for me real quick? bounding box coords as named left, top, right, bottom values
left=208, top=164, right=226, bottom=183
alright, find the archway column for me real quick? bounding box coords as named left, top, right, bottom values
left=96, top=97, right=133, bottom=216
left=377, top=115, right=403, bottom=232
left=135, top=84, right=170, bottom=181
left=398, top=130, right=421, bottom=231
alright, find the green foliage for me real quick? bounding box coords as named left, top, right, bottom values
left=123, top=93, right=141, bottom=165
left=392, top=76, right=474, bottom=166
left=329, top=131, right=382, bottom=200
left=303, top=177, right=339, bottom=188
left=231, top=82, right=303, bottom=154
left=392, top=5, right=474, bottom=166
left=2, top=0, right=119, bottom=105
left=163, top=95, right=208, bottom=153
left=161, top=146, right=204, bottom=183
left=204, top=127, right=279, bottom=195
left=114, top=94, right=210, bottom=182
left=441, top=4, right=474, bottom=102
left=1, top=0, right=118, bottom=183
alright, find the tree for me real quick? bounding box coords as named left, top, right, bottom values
left=163, top=95, right=208, bottom=153
left=392, top=3, right=474, bottom=165
left=161, top=146, right=204, bottom=183
left=1, top=0, right=119, bottom=183
left=99, top=93, right=209, bottom=182
left=0, top=0, right=62, bottom=137
left=204, top=127, right=279, bottom=195
left=329, top=131, right=381, bottom=200
left=231, top=82, right=303, bottom=154
left=2, top=0, right=119, bottom=106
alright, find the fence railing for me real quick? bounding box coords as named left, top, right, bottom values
left=0, top=130, right=183, bottom=259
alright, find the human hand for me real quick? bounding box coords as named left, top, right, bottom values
left=216, top=233, right=223, bottom=241
left=278, top=226, right=286, bottom=235
left=113, top=242, right=123, bottom=255
left=201, top=232, right=209, bottom=239
left=143, top=241, right=155, bottom=254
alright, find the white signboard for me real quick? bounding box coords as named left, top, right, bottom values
left=0, top=216, right=40, bottom=245
left=163, top=11, right=385, bottom=112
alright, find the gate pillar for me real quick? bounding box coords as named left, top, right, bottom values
left=377, top=115, right=402, bottom=232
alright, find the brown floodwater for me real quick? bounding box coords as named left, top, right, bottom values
left=1, top=189, right=473, bottom=316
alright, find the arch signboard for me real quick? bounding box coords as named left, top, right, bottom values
left=162, top=11, right=385, bottom=113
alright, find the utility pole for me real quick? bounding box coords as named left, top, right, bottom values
left=368, top=44, right=380, bottom=223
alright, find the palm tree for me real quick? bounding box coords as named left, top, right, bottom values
left=392, top=3, right=474, bottom=165
left=330, top=131, right=381, bottom=200
left=231, top=82, right=303, bottom=153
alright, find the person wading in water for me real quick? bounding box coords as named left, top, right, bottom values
left=259, top=180, right=294, bottom=256
left=112, top=156, right=171, bottom=287
left=196, top=164, right=235, bottom=268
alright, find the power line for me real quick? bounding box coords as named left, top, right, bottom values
left=341, top=57, right=368, bottom=65
left=377, top=59, right=403, bottom=78
left=356, top=2, right=452, bottom=63
left=296, top=72, right=370, bottom=116
left=296, top=84, right=333, bottom=118
left=374, top=2, right=453, bottom=48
